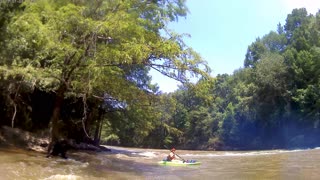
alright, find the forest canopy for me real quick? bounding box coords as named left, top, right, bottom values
left=1, top=1, right=320, bottom=150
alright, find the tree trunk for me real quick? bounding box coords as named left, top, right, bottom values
left=47, top=84, right=66, bottom=156
left=11, top=103, right=17, bottom=128
left=98, top=118, right=103, bottom=144
left=93, top=109, right=103, bottom=146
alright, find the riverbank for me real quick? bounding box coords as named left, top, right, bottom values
left=0, top=126, right=48, bottom=152
left=0, top=126, right=110, bottom=154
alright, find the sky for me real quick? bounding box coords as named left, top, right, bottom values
left=150, top=0, right=320, bottom=93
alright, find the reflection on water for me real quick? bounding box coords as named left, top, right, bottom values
left=1, top=146, right=320, bottom=180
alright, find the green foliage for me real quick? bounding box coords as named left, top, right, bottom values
left=262, top=31, right=287, bottom=52
left=285, top=8, right=310, bottom=38
left=2, top=4, right=320, bottom=151
left=255, top=53, right=287, bottom=90
left=244, top=38, right=267, bottom=68
left=158, top=8, right=320, bottom=150
left=0, top=0, right=209, bottom=146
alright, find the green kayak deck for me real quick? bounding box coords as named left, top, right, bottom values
left=158, top=160, right=201, bottom=166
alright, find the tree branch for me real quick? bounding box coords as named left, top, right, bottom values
left=150, top=66, right=185, bottom=83
left=10, top=82, right=21, bottom=128
left=81, top=94, right=91, bottom=139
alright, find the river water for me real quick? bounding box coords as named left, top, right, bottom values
left=1, top=146, right=320, bottom=180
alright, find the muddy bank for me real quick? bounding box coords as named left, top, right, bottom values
left=0, top=126, right=48, bottom=152
left=0, top=126, right=110, bottom=153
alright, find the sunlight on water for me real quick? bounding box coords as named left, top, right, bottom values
left=183, top=148, right=307, bottom=157
left=132, top=151, right=158, bottom=159
left=43, top=174, right=82, bottom=180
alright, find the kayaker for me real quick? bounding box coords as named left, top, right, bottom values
left=166, top=148, right=176, bottom=161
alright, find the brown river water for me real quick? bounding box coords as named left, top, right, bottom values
left=1, top=146, right=320, bottom=180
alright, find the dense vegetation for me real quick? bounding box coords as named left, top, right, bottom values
left=1, top=1, right=320, bottom=150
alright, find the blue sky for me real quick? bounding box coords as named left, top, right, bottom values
left=150, top=0, right=320, bottom=93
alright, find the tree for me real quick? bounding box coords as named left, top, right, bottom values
left=262, top=31, right=287, bottom=53
left=244, top=38, right=267, bottom=68
left=284, top=8, right=310, bottom=42
left=0, top=0, right=210, bottom=152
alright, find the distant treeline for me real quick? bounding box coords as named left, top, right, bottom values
left=0, top=1, right=319, bottom=150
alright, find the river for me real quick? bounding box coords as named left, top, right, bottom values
left=1, top=146, right=320, bottom=180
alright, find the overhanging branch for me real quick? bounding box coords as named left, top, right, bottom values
left=150, top=66, right=185, bottom=83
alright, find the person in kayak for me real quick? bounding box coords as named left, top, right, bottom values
left=166, top=148, right=176, bottom=161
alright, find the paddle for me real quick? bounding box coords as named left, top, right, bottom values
left=164, top=145, right=186, bottom=162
